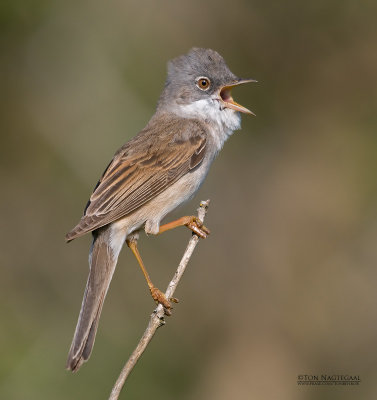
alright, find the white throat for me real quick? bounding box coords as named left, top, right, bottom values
left=174, top=98, right=241, bottom=151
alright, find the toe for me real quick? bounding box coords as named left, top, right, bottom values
left=150, top=287, right=172, bottom=313
left=201, top=224, right=210, bottom=235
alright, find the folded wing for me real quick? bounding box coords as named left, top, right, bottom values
left=66, top=117, right=207, bottom=241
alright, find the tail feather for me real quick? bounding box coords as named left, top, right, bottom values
left=66, top=230, right=118, bottom=372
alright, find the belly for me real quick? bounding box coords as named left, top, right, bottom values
left=142, top=162, right=209, bottom=234
left=111, top=160, right=210, bottom=239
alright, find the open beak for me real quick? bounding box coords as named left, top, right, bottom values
left=219, top=78, right=256, bottom=115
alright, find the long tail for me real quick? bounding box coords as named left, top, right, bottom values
left=66, top=229, right=118, bottom=372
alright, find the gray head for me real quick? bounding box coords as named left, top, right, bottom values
left=158, top=48, right=255, bottom=115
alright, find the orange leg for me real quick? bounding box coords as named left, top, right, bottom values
left=126, top=235, right=174, bottom=315
left=158, top=216, right=210, bottom=238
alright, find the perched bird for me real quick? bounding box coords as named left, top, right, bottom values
left=66, top=48, right=255, bottom=371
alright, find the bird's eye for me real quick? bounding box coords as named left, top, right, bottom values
left=196, top=77, right=211, bottom=91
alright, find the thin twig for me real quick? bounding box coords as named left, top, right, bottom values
left=109, top=200, right=210, bottom=400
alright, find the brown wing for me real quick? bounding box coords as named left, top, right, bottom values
left=66, top=117, right=207, bottom=241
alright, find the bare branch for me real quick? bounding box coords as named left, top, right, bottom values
left=109, top=200, right=210, bottom=400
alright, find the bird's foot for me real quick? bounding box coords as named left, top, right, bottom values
left=185, top=216, right=210, bottom=238
left=150, top=287, right=179, bottom=316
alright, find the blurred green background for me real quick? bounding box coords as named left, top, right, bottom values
left=1, top=0, right=377, bottom=399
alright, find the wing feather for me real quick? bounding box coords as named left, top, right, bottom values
left=66, top=117, right=207, bottom=241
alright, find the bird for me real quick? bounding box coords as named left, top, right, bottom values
left=66, top=47, right=255, bottom=371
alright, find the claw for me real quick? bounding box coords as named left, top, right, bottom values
left=169, top=297, right=179, bottom=304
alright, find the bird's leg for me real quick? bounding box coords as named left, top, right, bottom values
left=158, top=216, right=210, bottom=238
left=126, top=235, right=174, bottom=315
